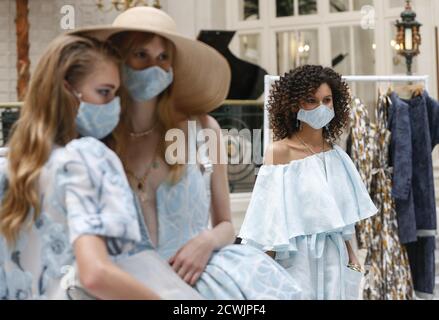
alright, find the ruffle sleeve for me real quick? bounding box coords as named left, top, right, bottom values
left=238, top=145, right=377, bottom=256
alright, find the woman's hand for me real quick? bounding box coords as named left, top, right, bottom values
left=345, top=241, right=362, bottom=270
left=348, top=253, right=361, bottom=267
left=169, top=230, right=216, bottom=286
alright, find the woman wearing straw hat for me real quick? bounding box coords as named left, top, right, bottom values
left=73, top=6, right=301, bottom=300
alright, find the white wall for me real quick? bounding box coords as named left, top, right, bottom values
left=0, top=0, right=16, bottom=102
left=0, top=0, right=121, bottom=102
left=165, top=0, right=227, bottom=39
left=412, top=0, right=438, bottom=99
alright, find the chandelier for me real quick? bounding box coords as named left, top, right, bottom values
left=96, top=0, right=162, bottom=12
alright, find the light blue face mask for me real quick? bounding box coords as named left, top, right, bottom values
left=297, top=104, right=335, bottom=130
left=123, top=65, right=174, bottom=102
left=75, top=96, right=121, bottom=139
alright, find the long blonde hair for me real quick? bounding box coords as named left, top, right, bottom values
left=108, top=32, right=185, bottom=184
left=0, top=35, right=121, bottom=245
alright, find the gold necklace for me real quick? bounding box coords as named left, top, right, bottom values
left=126, top=161, right=159, bottom=203
left=126, top=146, right=160, bottom=202
left=296, top=135, right=324, bottom=156
left=126, top=161, right=159, bottom=191
left=296, top=134, right=328, bottom=180
left=130, top=124, right=157, bottom=138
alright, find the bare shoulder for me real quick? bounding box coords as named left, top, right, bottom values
left=264, top=141, right=291, bottom=165
left=265, top=138, right=307, bottom=165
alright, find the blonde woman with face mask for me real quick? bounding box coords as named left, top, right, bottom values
left=0, top=35, right=161, bottom=300
left=73, top=7, right=302, bottom=300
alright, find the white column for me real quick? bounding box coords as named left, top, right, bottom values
left=166, top=0, right=227, bottom=39
left=210, top=0, right=227, bottom=30
left=413, top=0, right=437, bottom=98
left=0, top=0, right=17, bottom=102
left=166, top=0, right=196, bottom=38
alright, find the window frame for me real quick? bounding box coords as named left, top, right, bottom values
left=226, top=0, right=422, bottom=77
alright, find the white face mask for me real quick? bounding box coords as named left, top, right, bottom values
left=123, top=65, right=174, bottom=102
left=74, top=94, right=121, bottom=139
left=297, top=104, right=335, bottom=130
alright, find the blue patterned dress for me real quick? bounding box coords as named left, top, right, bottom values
left=130, top=123, right=301, bottom=300
left=0, top=138, right=141, bottom=300
left=238, top=145, right=378, bottom=300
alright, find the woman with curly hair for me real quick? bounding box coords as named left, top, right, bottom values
left=239, top=65, right=378, bottom=300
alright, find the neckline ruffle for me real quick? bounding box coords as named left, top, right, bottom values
left=239, top=145, right=377, bottom=258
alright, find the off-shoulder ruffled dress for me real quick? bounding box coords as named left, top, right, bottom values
left=239, top=145, right=378, bottom=300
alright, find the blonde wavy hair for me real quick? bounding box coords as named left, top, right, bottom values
left=108, top=32, right=185, bottom=184
left=0, top=35, right=121, bottom=245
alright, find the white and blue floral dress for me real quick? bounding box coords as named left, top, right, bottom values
left=0, top=138, right=141, bottom=299
left=238, top=145, right=378, bottom=300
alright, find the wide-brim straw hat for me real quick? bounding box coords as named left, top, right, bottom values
left=69, top=6, right=231, bottom=114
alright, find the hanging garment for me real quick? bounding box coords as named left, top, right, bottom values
left=348, top=97, right=375, bottom=250
left=349, top=96, right=414, bottom=300
left=388, top=91, right=438, bottom=299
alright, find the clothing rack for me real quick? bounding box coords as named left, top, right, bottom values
left=263, top=74, right=430, bottom=151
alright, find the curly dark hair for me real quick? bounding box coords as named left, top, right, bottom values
left=268, top=65, right=351, bottom=142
